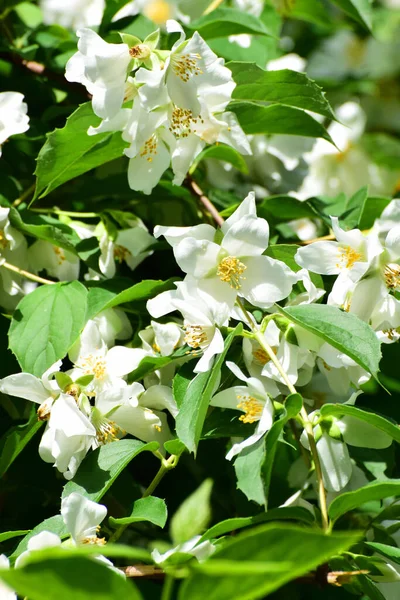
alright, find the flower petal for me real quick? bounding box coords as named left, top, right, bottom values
left=61, top=492, right=107, bottom=543
left=240, top=255, right=297, bottom=308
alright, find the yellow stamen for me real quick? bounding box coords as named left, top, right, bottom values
left=217, top=256, right=246, bottom=289
left=237, top=395, right=264, bottom=424
left=81, top=535, right=106, bottom=546
left=0, top=229, right=8, bottom=250
left=113, top=244, right=131, bottom=263
left=53, top=247, right=66, bottom=265
left=184, top=325, right=207, bottom=349
left=144, top=0, right=172, bottom=24
left=81, top=355, right=107, bottom=380
left=171, top=53, right=203, bottom=82
left=129, top=44, right=151, bottom=60
left=140, top=134, right=158, bottom=162
left=252, top=346, right=275, bottom=366
left=384, top=264, right=400, bottom=290
left=336, top=246, right=362, bottom=270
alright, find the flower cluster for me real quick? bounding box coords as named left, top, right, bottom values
left=65, top=21, right=250, bottom=194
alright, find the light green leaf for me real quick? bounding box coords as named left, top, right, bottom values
left=229, top=62, right=335, bottom=120
left=190, top=144, right=248, bottom=174
left=86, top=278, right=175, bottom=320
left=179, top=524, right=361, bottom=600
left=329, top=480, right=400, bottom=522
left=361, top=133, right=400, bottom=170
left=176, top=324, right=242, bottom=454
left=187, top=8, right=277, bottom=39
left=170, top=479, right=213, bottom=545
left=320, top=404, right=400, bottom=444
left=62, top=439, right=159, bottom=502
left=109, top=496, right=167, bottom=529
left=0, top=408, right=43, bottom=477
left=278, top=304, right=382, bottom=379
left=9, top=281, right=88, bottom=377
left=331, top=0, right=373, bottom=30
left=198, top=507, right=314, bottom=544
left=282, top=0, right=333, bottom=27
left=366, top=542, right=400, bottom=566
left=359, top=197, right=391, bottom=230
left=230, top=102, right=335, bottom=143
left=0, top=555, right=142, bottom=600
left=128, top=346, right=189, bottom=383
left=0, top=530, right=29, bottom=543
left=11, top=516, right=68, bottom=561
left=234, top=437, right=267, bottom=506
left=340, top=186, right=369, bottom=230
left=33, top=103, right=128, bottom=200
left=265, top=244, right=301, bottom=272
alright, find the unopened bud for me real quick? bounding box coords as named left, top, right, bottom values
left=129, top=44, right=151, bottom=60
left=65, top=383, right=81, bottom=400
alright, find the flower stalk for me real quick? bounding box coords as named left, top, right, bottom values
left=1, top=260, right=55, bottom=285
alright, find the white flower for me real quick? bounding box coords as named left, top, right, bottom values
left=93, top=308, right=133, bottom=347
left=61, top=492, right=107, bottom=546
left=99, top=224, right=154, bottom=278
left=113, top=0, right=182, bottom=25
left=0, top=361, right=62, bottom=421
left=29, top=241, right=80, bottom=281
left=0, top=92, right=29, bottom=156
left=15, top=531, right=62, bottom=568
left=210, top=361, right=275, bottom=459
left=148, top=276, right=229, bottom=373
left=68, top=321, right=141, bottom=394
left=40, top=0, right=105, bottom=30
left=267, top=53, right=307, bottom=72
left=152, top=535, right=215, bottom=564
left=155, top=192, right=297, bottom=309
left=65, top=28, right=131, bottom=120
left=0, top=554, right=16, bottom=600
left=0, top=207, right=30, bottom=308
left=39, top=393, right=96, bottom=479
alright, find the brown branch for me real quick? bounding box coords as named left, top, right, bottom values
left=120, top=565, right=164, bottom=578
left=184, top=175, right=224, bottom=227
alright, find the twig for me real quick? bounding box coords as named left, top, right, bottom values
left=203, top=0, right=225, bottom=15
left=1, top=261, right=55, bottom=285
left=31, top=208, right=98, bottom=218
left=184, top=175, right=224, bottom=227
left=13, top=183, right=35, bottom=207
left=300, top=233, right=335, bottom=245
left=120, top=565, right=164, bottom=578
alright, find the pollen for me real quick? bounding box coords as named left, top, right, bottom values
left=154, top=424, right=162, bottom=432
left=144, top=0, right=172, bottom=24
left=172, top=53, right=203, bottom=82
left=252, top=346, right=275, bottom=365
left=237, top=395, right=264, bottom=424
left=217, top=256, right=246, bottom=289
left=37, top=398, right=53, bottom=421
left=169, top=107, right=203, bottom=139
left=336, top=245, right=362, bottom=270
left=184, top=325, right=208, bottom=349
left=0, top=229, right=8, bottom=249
left=53, top=246, right=66, bottom=265
left=140, top=134, right=158, bottom=162
left=129, top=44, right=151, bottom=60
left=81, top=535, right=106, bottom=546
left=96, top=419, right=123, bottom=445
left=113, top=244, right=131, bottom=263
left=81, top=355, right=107, bottom=380
left=384, top=264, right=400, bottom=290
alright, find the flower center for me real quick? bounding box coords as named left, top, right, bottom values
left=81, top=355, right=107, bottom=380
left=53, top=246, right=66, bottom=266
left=113, top=244, right=131, bottom=263
left=184, top=325, right=208, bottom=349
left=236, top=395, right=264, bottom=424
left=0, top=229, right=8, bottom=250
left=144, top=0, right=172, bottom=24
left=252, top=347, right=275, bottom=365
left=169, top=107, right=203, bottom=138
left=171, top=53, right=203, bottom=82
left=140, top=134, right=158, bottom=163
left=384, top=264, right=400, bottom=290
left=336, top=245, right=362, bottom=269
left=129, top=44, right=151, bottom=60
left=217, top=256, right=247, bottom=289
left=82, top=529, right=106, bottom=546
left=37, top=398, right=54, bottom=421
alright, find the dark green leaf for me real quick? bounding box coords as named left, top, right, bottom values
left=0, top=530, right=29, bottom=543
left=109, top=496, right=167, bottom=529
left=340, top=186, right=369, bottom=229
left=190, top=144, right=248, bottom=174
left=331, top=0, right=373, bottom=30
left=329, top=480, right=400, bottom=522
left=9, top=281, right=88, bottom=377
left=0, top=408, right=43, bottom=477
left=320, top=404, right=400, bottom=444
left=187, top=8, right=277, bottom=39
left=234, top=437, right=267, bottom=506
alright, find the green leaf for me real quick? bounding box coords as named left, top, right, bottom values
left=187, top=8, right=277, bottom=39
left=11, top=516, right=68, bottom=561
left=9, top=281, right=88, bottom=377
left=361, top=133, right=400, bottom=170
left=359, top=197, right=391, bottom=230
left=329, top=480, right=400, bottom=522
left=257, top=196, right=318, bottom=226
left=283, top=0, right=333, bottom=27
left=262, top=394, right=303, bottom=504
left=62, top=439, right=159, bottom=502
left=179, top=524, right=361, bottom=600
left=234, top=437, right=267, bottom=506
left=331, top=0, right=373, bottom=30
left=86, top=278, right=175, bottom=320
left=190, top=144, right=248, bottom=174
left=320, top=404, right=400, bottom=444
left=279, top=304, right=382, bottom=380
left=0, top=409, right=43, bottom=477
left=33, top=103, right=128, bottom=200
left=265, top=244, right=301, bottom=272
left=170, top=479, right=213, bottom=545
left=230, top=102, right=335, bottom=143
left=340, top=186, right=369, bottom=230
left=229, top=62, right=335, bottom=120
left=0, top=555, right=142, bottom=600
left=0, top=530, right=29, bottom=543
left=128, top=346, right=189, bottom=383
left=198, top=507, right=314, bottom=544
left=366, top=542, right=400, bottom=565
left=109, top=496, right=167, bottom=529
left=176, top=324, right=242, bottom=454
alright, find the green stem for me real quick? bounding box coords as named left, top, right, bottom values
left=12, top=183, right=35, bottom=207
left=161, top=575, right=175, bottom=600
left=30, top=208, right=98, bottom=218
left=203, top=0, right=225, bottom=15
left=109, top=454, right=180, bottom=543
left=1, top=261, right=55, bottom=285
left=236, top=298, right=329, bottom=532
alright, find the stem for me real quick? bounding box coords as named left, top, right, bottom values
left=184, top=175, right=224, bottom=227
left=1, top=261, right=55, bottom=285
left=109, top=454, right=180, bottom=543
left=31, top=208, right=98, bottom=218
left=161, top=575, right=175, bottom=600
left=12, top=183, right=35, bottom=207
left=203, top=0, right=225, bottom=15
left=236, top=297, right=329, bottom=531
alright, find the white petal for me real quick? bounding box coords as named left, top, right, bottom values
left=222, top=215, right=269, bottom=258
left=140, top=385, right=178, bottom=417
left=210, top=385, right=249, bottom=410
left=338, top=416, right=393, bottom=449
left=317, top=433, right=352, bottom=492
left=49, top=395, right=96, bottom=438
left=240, top=255, right=297, bottom=308
left=147, top=289, right=178, bottom=318
left=152, top=321, right=182, bottom=356
left=221, top=191, right=256, bottom=233
left=106, top=346, right=141, bottom=377
left=226, top=399, right=273, bottom=460
left=171, top=135, right=205, bottom=186
left=0, top=373, right=48, bottom=404
left=69, top=320, right=105, bottom=365
left=153, top=223, right=216, bottom=246
left=295, top=241, right=342, bottom=275
left=127, top=140, right=170, bottom=194
left=194, top=327, right=224, bottom=373
left=61, top=492, right=107, bottom=543
left=174, top=238, right=221, bottom=278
